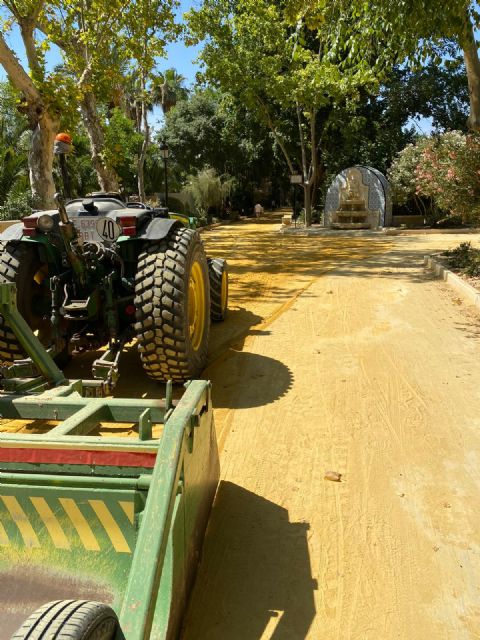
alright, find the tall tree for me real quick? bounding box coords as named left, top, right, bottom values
left=39, top=0, right=136, bottom=191
left=153, top=68, right=188, bottom=114
left=187, top=0, right=381, bottom=225
left=160, top=88, right=285, bottom=205
left=0, top=1, right=60, bottom=206
left=121, top=0, right=179, bottom=200
left=292, top=0, right=480, bottom=130
left=0, top=0, right=179, bottom=204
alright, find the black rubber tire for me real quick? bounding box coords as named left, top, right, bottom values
left=208, top=258, right=228, bottom=322
left=134, top=226, right=211, bottom=382
left=0, top=241, right=52, bottom=363
left=11, top=600, right=118, bottom=640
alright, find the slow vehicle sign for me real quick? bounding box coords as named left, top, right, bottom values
left=72, top=217, right=122, bottom=243
left=96, top=217, right=122, bottom=242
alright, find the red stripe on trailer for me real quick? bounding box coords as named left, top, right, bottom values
left=0, top=447, right=156, bottom=468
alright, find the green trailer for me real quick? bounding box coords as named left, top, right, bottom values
left=0, top=282, right=219, bottom=639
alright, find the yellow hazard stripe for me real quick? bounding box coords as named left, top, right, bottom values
left=119, top=501, right=135, bottom=525
left=89, top=500, right=131, bottom=553
left=1, top=496, right=40, bottom=548
left=30, top=497, right=70, bottom=550
left=0, top=496, right=134, bottom=552
left=0, top=520, right=9, bottom=546
left=60, top=498, right=100, bottom=551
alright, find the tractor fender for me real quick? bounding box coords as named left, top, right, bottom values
left=0, top=222, right=24, bottom=241
left=137, top=218, right=183, bottom=241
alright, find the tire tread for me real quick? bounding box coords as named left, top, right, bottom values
left=134, top=227, right=210, bottom=382
left=208, top=257, right=228, bottom=322
left=11, top=600, right=118, bottom=640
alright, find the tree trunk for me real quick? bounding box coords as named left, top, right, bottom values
left=80, top=92, right=119, bottom=192
left=461, top=16, right=480, bottom=131
left=0, top=32, right=58, bottom=208
left=29, top=111, right=58, bottom=208
left=137, top=94, right=149, bottom=202
left=303, top=181, right=313, bottom=227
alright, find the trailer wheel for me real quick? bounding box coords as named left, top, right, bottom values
left=135, top=226, right=210, bottom=382
left=0, top=241, right=57, bottom=363
left=11, top=600, right=118, bottom=640
left=208, top=258, right=228, bottom=322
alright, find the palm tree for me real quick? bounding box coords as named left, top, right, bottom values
left=152, top=69, right=188, bottom=114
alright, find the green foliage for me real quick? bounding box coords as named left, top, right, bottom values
left=409, top=62, right=469, bottom=131
left=389, top=138, right=431, bottom=205
left=187, top=0, right=387, bottom=224
left=0, top=189, right=33, bottom=221
left=0, top=83, right=30, bottom=218
left=160, top=89, right=285, bottom=207
left=152, top=68, right=188, bottom=114
left=58, top=134, right=99, bottom=196
left=162, top=90, right=227, bottom=174
left=293, top=0, right=472, bottom=68
left=188, top=0, right=379, bottom=111
left=443, top=242, right=480, bottom=276
left=0, top=82, right=27, bottom=144
left=183, top=167, right=235, bottom=218
left=414, top=131, right=480, bottom=221
left=167, top=195, right=190, bottom=214
left=104, top=109, right=143, bottom=190
left=391, top=130, right=480, bottom=223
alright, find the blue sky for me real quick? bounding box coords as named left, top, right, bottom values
left=0, top=0, right=201, bottom=129
left=0, top=1, right=201, bottom=80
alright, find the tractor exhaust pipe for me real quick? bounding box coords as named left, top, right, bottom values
left=52, top=134, right=88, bottom=285
left=54, top=192, right=70, bottom=225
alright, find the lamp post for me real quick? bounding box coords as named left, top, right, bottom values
left=159, top=140, right=169, bottom=209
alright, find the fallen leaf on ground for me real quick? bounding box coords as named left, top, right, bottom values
left=325, top=471, right=342, bottom=482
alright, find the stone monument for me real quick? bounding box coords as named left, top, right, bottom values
left=332, top=167, right=370, bottom=229
left=324, top=165, right=392, bottom=229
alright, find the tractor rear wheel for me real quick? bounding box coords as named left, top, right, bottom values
left=208, top=257, right=228, bottom=322
left=0, top=241, right=55, bottom=363
left=134, top=227, right=211, bottom=382
left=12, top=600, right=118, bottom=640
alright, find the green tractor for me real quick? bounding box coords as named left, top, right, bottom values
left=0, top=191, right=228, bottom=390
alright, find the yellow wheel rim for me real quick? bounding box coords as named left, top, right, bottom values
left=221, top=269, right=228, bottom=313
left=34, top=264, right=48, bottom=285
left=188, top=261, right=206, bottom=351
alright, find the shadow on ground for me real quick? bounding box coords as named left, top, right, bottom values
left=203, top=218, right=469, bottom=287
left=206, top=350, right=293, bottom=410
left=182, top=482, right=316, bottom=640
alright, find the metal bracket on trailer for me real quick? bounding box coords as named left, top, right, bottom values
left=0, top=282, right=121, bottom=397
left=0, top=282, right=67, bottom=388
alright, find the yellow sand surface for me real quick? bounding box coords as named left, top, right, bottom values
left=181, top=216, right=480, bottom=639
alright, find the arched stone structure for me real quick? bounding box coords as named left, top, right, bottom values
left=324, top=165, right=392, bottom=229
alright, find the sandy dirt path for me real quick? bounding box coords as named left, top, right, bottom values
left=180, top=218, right=480, bottom=639
left=11, top=214, right=480, bottom=638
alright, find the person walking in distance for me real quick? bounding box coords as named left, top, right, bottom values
left=254, top=203, right=264, bottom=218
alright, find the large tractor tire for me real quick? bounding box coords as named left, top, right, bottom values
left=208, top=258, right=228, bottom=322
left=12, top=600, right=118, bottom=640
left=135, top=226, right=211, bottom=383
left=0, top=241, right=54, bottom=363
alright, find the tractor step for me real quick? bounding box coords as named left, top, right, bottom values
left=62, top=298, right=89, bottom=320
left=62, top=293, right=98, bottom=320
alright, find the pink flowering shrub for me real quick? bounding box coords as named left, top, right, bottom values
left=390, top=131, right=480, bottom=223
